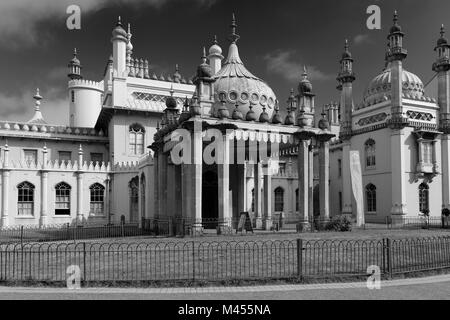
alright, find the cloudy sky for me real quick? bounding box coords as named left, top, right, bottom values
left=0, top=0, right=448, bottom=124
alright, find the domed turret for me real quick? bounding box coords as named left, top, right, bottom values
left=213, top=14, right=277, bottom=120
left=209, top=35, right=222, bottom=56
left=68, top=48, right=82, bottom=80
left=271, top=102, right=282, bottom=124
left=165, top=86, right=177, bottom=109
left=196, top=47, right=213, bottom=79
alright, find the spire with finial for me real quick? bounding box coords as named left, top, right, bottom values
left=126, top=23, right=133, bottom=53
left=28, top=88, right=46, bottom=124
left=196, top=47, right=213, bottom=79
left=298, top=66, right=313, bottom=96
left=173, top=64, right=182, bottom=83
left=232, top=102, right=243, bottom=120
left=228, top=13, right=240, bottom=43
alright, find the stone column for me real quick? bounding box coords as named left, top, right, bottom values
left=318, top=140, right=330, bottom=224
left=39, top=145, right=49, bottom=227
left=1, top=143, right=10, bottom=228
left=341, top=141, right=353, bottom=216
left=442, top=136, right=450, bottom=210
left=158, top=151, right=168, bottom=219
left=308, top=142, right=314, bottom=222
left=390, top=130, right=408, bottom=215
left=254, top=162, right=263, bottom=228
left=218, top=133, right=231, bottom=230
left=191, top=120, right=203, bottom=232
left=262, top=161, right=272, bottom=230
left=105, top=176, right=111, bottom=224
left=137, top=174, right=142, bottom=228
left=237, top=163, right=247, bottom=213
left=297, top=140, right=310, bottom=231
left=76, top=145, right=84, bottom=224
left=153, top=151, right=159, bottom=218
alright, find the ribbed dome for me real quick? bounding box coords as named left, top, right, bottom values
left=363, top=62, right=424, bottom=106
left=213, top=42, right=276, bottom=119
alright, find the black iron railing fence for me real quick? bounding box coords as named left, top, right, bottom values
left=0, top=236, right=449, bottom=283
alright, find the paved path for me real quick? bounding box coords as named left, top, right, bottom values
left=1, top=275, right=450, bottom=299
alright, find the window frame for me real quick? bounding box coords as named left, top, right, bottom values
left=129, top=124, right=145, bottom=156
left=419, top=183, right=429, bottom=214
left=365, top=183, right=377, bottom=214
left=365, top=139, right=376, bottom=169
left=55, top=182, right=71, bottom=216
left=274, top=187, right=284, bottom=212
left=89, top=183, right=105, bottom=216
left=23, top=149, right=38, bottom=166
left=17, top=182, right=35, bottom=216
left=58, top=151, right=72, bottom=164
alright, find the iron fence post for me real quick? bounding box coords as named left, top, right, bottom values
left=386, top=238, right=392, bottom=278
left=297, top=238, right=303, bottom=279
left=121, top=221, right=125, bottom=238
left=83, top=242, right=87, bottom=287
left=20, top=226, right=23, bottom=245
left=192, top=241, right=195, bottom=281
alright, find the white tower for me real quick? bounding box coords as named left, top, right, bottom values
left=208, top=35, right=223, bottom=75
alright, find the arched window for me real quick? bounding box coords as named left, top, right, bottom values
left=366, top=184, right=377, bottom=213
left=419, top=183, right=429, bottom=214
left=17, top=182, right=35, bottom=216
left=90, top=183, right=105, bottom=216
left=55, top=182, right=71, bottom=215
left=274, top=187, right=284, bottom=212
left=295, top=189, right=299, bottom=212
left=129, top=123, right=145, bottom=155
left=365, top=139, right=376, bottom=168
left=129, top=177, right=139, bottom=222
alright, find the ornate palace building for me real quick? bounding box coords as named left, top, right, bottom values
left=0, top=12, right=448, bottom=230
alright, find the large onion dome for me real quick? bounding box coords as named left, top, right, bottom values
left=363, top=62, right=424, bottom=106
left=213, top=14, right=276, bottom=119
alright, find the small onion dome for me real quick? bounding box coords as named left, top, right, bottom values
left=166, top=88, right=177, bottom=109
left=341, top=39, right=352, bottom=60
left=232, top=102, right=244, bottom=120
left=298, top=66, right=312, bottom=95
left=197, top=47, right=213, bottom=78
left=70, top=48, right=80, bottom=65
left=284, top=112, right=295, bottom=125
left=245, top=104, right=257, bottom=121
left=209, top=35, right=222, bottom=56
left=271, top=103, right=282, bottom=124
left=318, top=112, right=330, bottom=130
left=389, top=11, right=402, bottom=34
left=437, top=24, right=448, bottom=46
left=112, top=16, right=127, bottom=40
left=126, top=23, right=133, bottom=51
left=173, top=64, right=182, bottom=83
left=217, top=100, right=230, bottom=119
left=259, top=106, right=269, bottom=123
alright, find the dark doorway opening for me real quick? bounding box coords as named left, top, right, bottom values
left=202, top=170, right=219, bottom=229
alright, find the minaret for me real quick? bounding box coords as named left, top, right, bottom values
left=68, top=48, right=82, bottom=80
left=297, top=66, right=315, bottom=127
left=336, top=39, right=355, bottom=216
left=337, top=39, right=355, bottom=140
left=386, top=11, right=408, bottom=127
left=193, top=47, right=214, bottom=117
left=111, top=16, right=128, bottom=107
left=208, top=35, right=224, bottom=75
left=433, top=24, right=450, bottom=211
left=111, top=16, right=128, bottom=78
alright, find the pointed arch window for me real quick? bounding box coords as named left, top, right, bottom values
left=419, top=183, right=429, bottom=214
left=251, top=188, right=255, bottom=212
left=129, top=124, right=145, bottom=155
left=90, top=183, right=105, bottom=216
left=274, top=187, right=284, bottom=212
left=17, top=182, right=35, bottom=216
left=55, top=182, right=71, bottom=215
left=295, top=189, right=299, bottom=212
left=365, top=139, right=376, bottom=168
left=365, top=184, right=377, bottom=213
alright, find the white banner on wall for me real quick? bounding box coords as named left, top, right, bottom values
left=349, top=150, right=365, bottom=227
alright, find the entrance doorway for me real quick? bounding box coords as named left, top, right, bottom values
left=202, top=170, right=218, bottom=229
